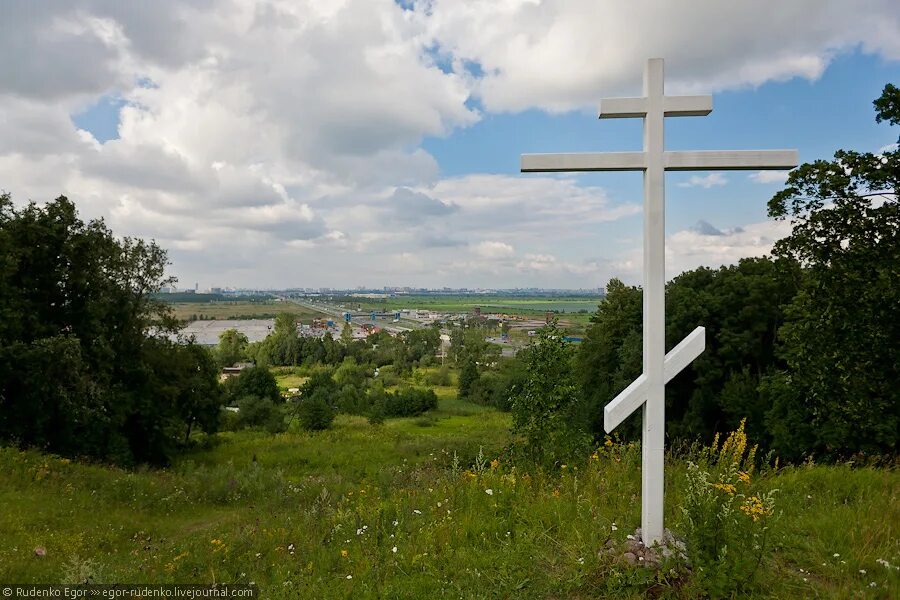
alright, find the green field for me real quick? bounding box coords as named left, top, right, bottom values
left=168, top=301, right=324, bottom=322
left=331, top=294, right=603, bottom=315
left=2, top=385, right=898, bottom=597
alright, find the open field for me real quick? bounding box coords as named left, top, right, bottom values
left=2, top=387, right=898, bottom=597
left=331, top=294, right=603, bottom=316
left=168, top=300, right=324, bottom=322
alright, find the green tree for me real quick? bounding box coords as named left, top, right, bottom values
left=762, top=84, right=899, bottom=460
left=511, top=321, right=589, bottom=465
left=296, top=387, right=335, bottom=431
left=0, top=194, right=220, bottom=465
left=216, top=328, right=249, bottom=368
left=224, top=366, right=281, bottom=405
left=457, top=356, right=479, bottom=400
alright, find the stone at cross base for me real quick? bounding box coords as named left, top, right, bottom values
left=520, top=58, right=797, bottom=546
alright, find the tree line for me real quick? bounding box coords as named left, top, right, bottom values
left=486, top=84, right=898, bottom=464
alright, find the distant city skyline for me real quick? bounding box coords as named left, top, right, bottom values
left=2, top=1, right=898, bottom=288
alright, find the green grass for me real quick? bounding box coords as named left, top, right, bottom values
left=1, top=394, right=898, bottom=598
left=336, top=294, right=601, bottom=315
left=168, top=301, right=322, bottom=321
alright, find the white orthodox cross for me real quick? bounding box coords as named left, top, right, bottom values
left=521, top=58, right=797, bottom=545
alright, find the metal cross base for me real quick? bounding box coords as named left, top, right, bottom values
left=520, top=58, right=797, bottom=545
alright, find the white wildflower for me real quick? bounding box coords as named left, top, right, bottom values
left=392, top=546, right=397, bottom=553
left=485, top=489, right=493, bottom=496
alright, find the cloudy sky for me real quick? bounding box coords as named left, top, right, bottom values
left=2, top=0, right=898, bottom=289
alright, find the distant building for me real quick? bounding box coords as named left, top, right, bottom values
left=220, top=362, right=253, bottom=382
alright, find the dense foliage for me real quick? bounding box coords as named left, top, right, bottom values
left=0, top=196, right=221, bottom=465
left=760, top=85, right=899, bottom=460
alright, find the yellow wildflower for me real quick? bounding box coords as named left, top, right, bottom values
left=560, top=464, right=567, bottom=470
left=712, top=482, right=736, bottom=495
left=604, top=437, right=613, bottom=447
left=737, top=471, right=751, bottom=484
left=490, top=459, right=500, bottom=470
left=464, top=470, right=476, bottom=480
left=740, top=496, right=771, bottom=522
left=590, top=452, right=599, bottom=460
left=552, top=489, right=561, bottom=498
left=341, top=549, right=349, bottom=558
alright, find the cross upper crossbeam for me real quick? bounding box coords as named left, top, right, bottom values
left=599, top=95, right=712, bottom=119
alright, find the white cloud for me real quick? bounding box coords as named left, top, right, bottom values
left=1, top=0, right=898, bottom=287
left=473, top=241, right=515, bottom=259
left=419, top=0, right=900, bottom=112
left=749, top=170, right=791, bottom=184
left=678, top=173, right=728, bottom=188
left=666, top=219, right=792, bottom=277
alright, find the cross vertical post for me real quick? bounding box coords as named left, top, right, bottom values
left=641, top=58, right=666, bottom=546
left=520, top=58, right=797, bottom=546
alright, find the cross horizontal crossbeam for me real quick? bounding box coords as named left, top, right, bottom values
left=599, top=95, right=713, bottom=119
left=521, top=150, right=798, bottom=173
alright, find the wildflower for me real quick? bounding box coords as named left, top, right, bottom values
left=392, top=520, right=398, bottom=526
left=610, top=523, right=618, bottom=532
left=737, top=471, right=751, bottom=484
left=560, top=464, right=567, bottom=470
left=869, top=582, right=876, bottom=588
left=833, top=553, right=840, bottom=558
left=551, top=489, right=560, bottom=498
left=604, top=437, right=613, bottom=448
left=413, top=509, right=422, bottom=515
left=490, top=459, right=500, bottom=470
left=346, top=575, right=352, bottom=580
left=859, top=569, right=866, bottom=575
left=464, top=470, right=476, bottom=480
left=485, top=489, right=493, bottom=496
left=341, top=550, right=348, bottom=558
left=712, top=482, right=736, bottom=495
left=590, top=452, right=599, bottom=460
left=392, top=546, right=397, bottom=553
left=740, top=496, right=771, bottom=521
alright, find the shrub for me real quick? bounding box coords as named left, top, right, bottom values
left=296, top=388, right=335, bottom=431
left=235, top=395, right=286, bottom=434
left=225, top=366, right=281, bottom=404
left=383, top=387, right=438, bottom=418
left=425, top=365, right=452, bottom=387
left=457, top=357, right=479, bottom=399
left=679, top=420, right=777, bottom=597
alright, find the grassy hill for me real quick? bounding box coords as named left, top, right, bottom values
left=1, top=394, right=898, bottom=598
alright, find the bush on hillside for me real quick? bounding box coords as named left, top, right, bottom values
left=297, top=388, right=335, bottom=431
left=382, top=387, right=438, bottom=418
left=236, top=395, right=286, bottom=434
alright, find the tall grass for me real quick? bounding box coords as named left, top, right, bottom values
left=1, top=402, right=897, bottom=598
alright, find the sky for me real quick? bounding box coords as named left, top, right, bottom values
left=2, top=0, right=899, bottom=290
